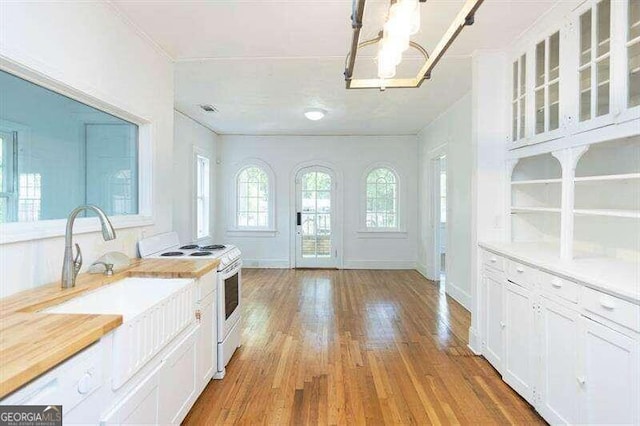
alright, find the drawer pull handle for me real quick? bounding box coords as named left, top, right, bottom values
left=600, top=299, right=615, bottom=310
left=490, top=257, right=497, bottom=263
left=551, top=280, right=563, bottom=289
left=516, top=267, right=525, bottom=273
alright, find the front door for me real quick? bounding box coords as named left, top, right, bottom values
left=295, top=167, right=336, bottom=268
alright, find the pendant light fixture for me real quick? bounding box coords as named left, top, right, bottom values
left=344, top=0, right=484, bottom=90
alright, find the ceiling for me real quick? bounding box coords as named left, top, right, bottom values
left=111, top=0, right=558, bottom=135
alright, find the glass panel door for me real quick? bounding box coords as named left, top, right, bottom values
left=295, top=167, right=336, bottom=268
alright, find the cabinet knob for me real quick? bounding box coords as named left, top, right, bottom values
left=77, top=372, right=93, bottom=394
left=490, top=257, right=497, bottom=263
left=551, top=279, right=563, bottom=289
left=500, top=322, right=506, bottom=329
left=600, top=298, right=615, bottom=310
left=516, top=267, right=525, bottom=273
left=577, top=376, right=586, bottom=386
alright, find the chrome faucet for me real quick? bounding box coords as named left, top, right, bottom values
left=61, top=205, right=116, bottom=288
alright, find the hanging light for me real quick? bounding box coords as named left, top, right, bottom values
left=376, top=0, right=421, bottom=79
left=345, top=0, right=483, bottom=89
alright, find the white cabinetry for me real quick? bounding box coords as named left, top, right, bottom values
left=196, top=289, right=216, bottom=393
left=158, top=327, right=198, bottom=425
left=101, top=365, right=161, bottom=425
left=538, top=296, right=580, bottom=424
left=479, top=248, right=640, bottom=425
left=579, top=317, right=640, bottom=424
left=482, top=269, right=504, bottom=371
left=503, top=280, right=535, bottom=404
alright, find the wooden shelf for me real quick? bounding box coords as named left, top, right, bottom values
left=512, top=178, right=562, bottom=185
left=574, top=209, right=640, bottom=218
left=575, top=173, right=640, bottom=182
left=511, top=207, right=562, bottom=213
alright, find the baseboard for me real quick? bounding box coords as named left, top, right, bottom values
left=445, top=282, right=471, bottom=311
left=415, top=262, right=438, bottom=281
left=468, top=327, right=482, bottom=355
left=241, top=259, right=290, bottom=269
left=342, top=260, right=417, bottom=270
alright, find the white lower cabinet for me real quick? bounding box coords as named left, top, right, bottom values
left=538, top=296, right=580, bottom=424
left=503, top=281, right=535, bottom=404
left=579, top=317, right=640, bottom=425
left=196, top=289, right=216, bottom=393
left=101, top=365, right=160, bottom=425
left=480, top=249, right=640, bottom=425
left=158, top=327, right=198, bottom=425
left=482, top=269, right=504, bottom=371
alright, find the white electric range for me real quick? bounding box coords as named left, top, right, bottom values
left=138, top=232, right=242, bottom=379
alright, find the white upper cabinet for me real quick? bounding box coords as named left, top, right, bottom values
left=575, top=0, right=615, bottom=132
left=535, top=32, right=562, bottom=138
left=512, top=54, right=528, bottom=144
left=508, top=0, right=640, bottom=150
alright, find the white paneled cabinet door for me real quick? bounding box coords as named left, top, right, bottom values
left=101, top=365, right=160, bottom=425
left=158, top=328, right=198, bottom=425
left=196, top=291, right=216, bottom=392
left=483, top=271, right=504, bottom=371
left=503, top=281, right=535, bottom=403
left=579, top=317, right=640, bottom=425
left=538, top=297, right=580, bottom=424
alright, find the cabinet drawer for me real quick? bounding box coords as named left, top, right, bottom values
left=482, top=250, right=504, bottom=271
left=539, top=271, right=578, bottom=303
left=506, top=260, right=537, bottom=289
left=582, top=287, right=640, bottom=332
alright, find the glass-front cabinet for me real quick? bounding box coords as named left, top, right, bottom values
left=512, top=55, right=528, bottom=144
left=623, top=0, right=640, bottom=119
left=535, top=31, right=562, bottom=138
left=576, top=0, right=614, bottom=131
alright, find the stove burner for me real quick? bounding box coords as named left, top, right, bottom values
left=161, top=251, right=184, bottom=257
left=201, top=244, right=226, bottom=250
left=179, top=244, right=200, bottom=250
left=190, top=251, right=212, bottom=257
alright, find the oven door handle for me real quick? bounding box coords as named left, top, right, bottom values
left=220, top=260, right=241, bottom=276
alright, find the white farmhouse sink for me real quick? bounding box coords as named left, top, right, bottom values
left=44, top=277, right=197, bottom=389
left=44, top=277, right=193, bottom=322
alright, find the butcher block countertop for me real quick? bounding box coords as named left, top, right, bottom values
left=0, top=257, right=220, bottom=399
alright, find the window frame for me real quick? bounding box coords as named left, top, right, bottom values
left=228, top=159, right=276, bottom=235
left=359, top=163, right=406, bottom=235
left=194, top=151, right=211, bottom=241
left=0, top=62, right=153, bottom=245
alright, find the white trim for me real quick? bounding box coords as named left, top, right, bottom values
left=360, top=162, right=405, bottom=232
left=228, top=159, right=276, bottom=232
left=0, top=62, right=155, bottom=244
left=225, top=229, right=278, bottom=238
left=343, top=260, right=416, bottom=270
left=429, top=144, right=448, bottom=280
left=0, top=215, right=153, bottom=245
left=240, top=258, right=289, bottom=269
left=415, top=262, right=431, bottom=279
left=446, top=281, right=472, bottom=310
left=193, top=147, right=212, bottom=241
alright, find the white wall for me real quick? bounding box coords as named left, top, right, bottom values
left=173, top=111, right=218, bottom=244
left=417, top=93, right=473, bottom=309
left=215, top=135, right=418, bottom=269
left=0, top=2, right=174, bottom=297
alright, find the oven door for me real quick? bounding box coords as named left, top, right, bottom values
left=217, top=260, right=242, bottom=340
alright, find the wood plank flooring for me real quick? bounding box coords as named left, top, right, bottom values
left=184, top=269, right=544, bottom=425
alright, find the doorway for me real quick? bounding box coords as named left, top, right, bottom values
left=433, top=154, right=447, bottom=287
left=295, top=166, right=337, bottom=268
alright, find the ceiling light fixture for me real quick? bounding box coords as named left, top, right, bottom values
left=304, top=109, right=326, bottom=121
left=344, top=0, right=484, bottom=90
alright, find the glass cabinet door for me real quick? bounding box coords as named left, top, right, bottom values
left=578, top=0, right=612, bottom=122
left=535, top=32, right=561, bottom=135
left=512, top=54, right=527, bottom=142
left=627, top=0, right=640, bottom=108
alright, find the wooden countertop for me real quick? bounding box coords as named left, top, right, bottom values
left=0, top=257, right=220, bottom=399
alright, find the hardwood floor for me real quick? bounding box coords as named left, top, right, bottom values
left=184, top=269, right=544, bottom=425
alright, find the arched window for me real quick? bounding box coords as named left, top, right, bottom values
left=236, top=166, right=270, bottom=228
left=365, top=167, right=399, bottom=229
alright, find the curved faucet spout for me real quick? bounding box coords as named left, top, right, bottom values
left=61, top=205, right=116, bottom=288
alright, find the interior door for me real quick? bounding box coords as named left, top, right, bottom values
left=295, top=167, right=336, bottom=268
